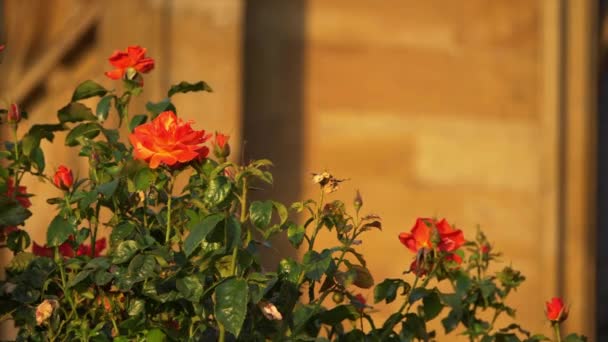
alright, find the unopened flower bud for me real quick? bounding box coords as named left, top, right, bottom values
left=354, top=190, right=363, bottom=211
left=8, top=103, right=20, bottom=123
left=546, top=297, right=569, bottom=323
left=213, top=132, right=230, bottom=159
left=53, top=165, right=74, bottom=190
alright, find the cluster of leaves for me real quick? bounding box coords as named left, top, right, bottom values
left=0, top=73, right=587, bottom=342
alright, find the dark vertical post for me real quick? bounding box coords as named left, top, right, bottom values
left=597, top=0, right=607, bottom=339
left=242, top=0, right=307, bottom=263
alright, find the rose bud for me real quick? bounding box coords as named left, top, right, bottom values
left=545, top=297, right=568, bottom=323
left=53, top=165, right=74, bottom=190
left=8, top=103, right=20, bottom=123
left=213, top=132, right=230, bottom=159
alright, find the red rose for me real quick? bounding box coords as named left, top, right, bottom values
left=33, top=241, right=75, bottom=258
left=76, top=238, right=107, bottom=257
left=545, top=297, right=568, bottom=323
left=435, top=219, right=465, bottom=252
left=0, top=45, right=4, bottom=52
left=53, top=165, right=74, bottom=189
left=129, top=111, right=210, bottom=169
left=6, top=178, right=31, bottom=208
left=105, top=45, right=154, bottom=80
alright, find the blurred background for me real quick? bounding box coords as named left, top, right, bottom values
left=0, top=0, right=603, bottom=340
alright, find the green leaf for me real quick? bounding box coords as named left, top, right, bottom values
left=146, top=328, right=166, bottom=342
left=287, top=223, right=305, bottom=248
left=127, top=299, right=145, bottom=317
left=167, top=80, right=213, bottom=97
left=134, top=167, right=156, bottom=191
left=215, top=278, right=248, bottom=338
left=7, top=252, right=35, bottom=272
left=112, top=240, right=139, bottom=264
left=146, top=98, right=176, bottom=119
left=272, top=201, right=288, bottom=225
left=111, top=222, right=135, bottom=244
left=96, top=95, right=113, bottom=122
left=303, top=250, right=332, bottom=281
left=72, top=80, right=107, bottom=101
left=68, top=269, right=92, bottom=288
left=564, top=334, right=588, bottom=342
left=408, top=288, right=430, bottom=304
left=374, top=278, right=408, bottom=304
left=279, top=258, right=302, bottom=284
left=203, top=176, right=231, bottom=207
left=129, top=114, right=148, bottom=132
left=249, top=200, right=273, bottom=229
left=184, top=213, right=224, bottom=257
left=176, top=275, right=203, bottom=302
left=441, top=309, right=461, bottom=334
left=58, top=102, right=97, bottom=123
left=318, top=305, right=358, bottom=325
left=65, top=122, right=101, bottom=146
left=0, top=199, right=31, bottom=226
left=128, top=254, right=156, bottom=281
left=7, top=229, right=30, bottom=252
left=97, top=178, right=120, bottom=197
left=350, top=264, right=374, bottom=289
left=422, top=291, right=443, bottom=321
left=225, top=216, right=242, bottom=251
left=46, top=216, right=75, bottom=247
left=94, top=270, right=113, bottom=286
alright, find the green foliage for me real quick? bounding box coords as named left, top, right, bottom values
left=0, top=68, right=586, bottom=342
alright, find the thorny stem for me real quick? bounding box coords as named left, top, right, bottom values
left=91, top=202, right=101, bottom=257
left=553, top=323, right=562, bottom=342
left=165, top=177, right=174, bottom=243
left=219, top=323, right=226, bottom=342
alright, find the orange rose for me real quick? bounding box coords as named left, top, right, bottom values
left=104, top=45, right=154, bottom=80
left=128, top=111, right=210, bottom=169
left=399, top=218, right=465, bottom=253
left=398, top=218, right=434, bottom=253
left=53, top=165, right=74, bottom=189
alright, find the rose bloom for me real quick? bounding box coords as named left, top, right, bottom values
left=546, top=297, right=568, bottom=322
left=435, top=218, right=465, bottom=252
left=105, top=45, right=154, bottom=80
left=53, top=165, right=74, bottom=189
left=129, top=111, right=210, bottom=169
left=33, top=238, right=106, bottom=258
left=0, top=45, right=5, bottom=52
left=6, top=178, right=31, bottom=208
left=399, top=218, right=464, bottom=253
left=398, top=218, right=434, bottom=253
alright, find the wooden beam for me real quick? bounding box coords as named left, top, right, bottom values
left=563, top=0, right=597, bottom=338
left=10, top=2, right=102, bottom=104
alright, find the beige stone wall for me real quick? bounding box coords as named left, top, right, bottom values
left=301, top=0, right=564, bottom=337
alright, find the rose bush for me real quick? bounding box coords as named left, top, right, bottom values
left=0, top=45, right=588, bottom=341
